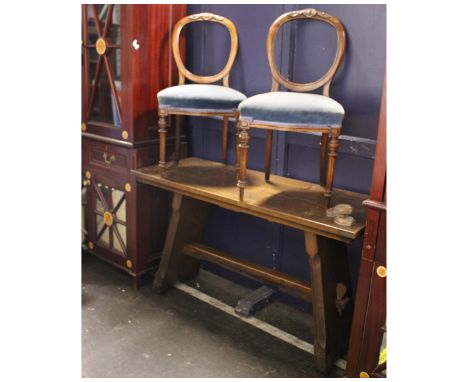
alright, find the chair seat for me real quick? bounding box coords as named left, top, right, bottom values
left=239, top=91, right=345, bottom=127
left=157, top=84, right=246, bottom=111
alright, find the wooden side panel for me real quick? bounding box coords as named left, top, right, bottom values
left=344, top=257, right=374, bottom=372
left=359, top=260, right=386, bottom=373
left=153, top=194, right=210, bottom=292
left=346, top=74, right=386, bottom=377
left=305, top=232, right=354, bottom=373
left=124, top=4, right=186, bottom=143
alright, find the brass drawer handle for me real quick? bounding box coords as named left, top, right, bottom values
left=102, top=152, right=116, bottom=164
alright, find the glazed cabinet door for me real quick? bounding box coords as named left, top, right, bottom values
left=81, top=4, right=186, bottom=143
left=85, top=171, right=132, bottom=271
left=82, top=4, right=124, bottom=139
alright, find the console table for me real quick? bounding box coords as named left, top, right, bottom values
left=132, top=157, right=367, bottom=374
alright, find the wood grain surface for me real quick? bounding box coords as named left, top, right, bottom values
left=133, top=157, right=367, bottom=241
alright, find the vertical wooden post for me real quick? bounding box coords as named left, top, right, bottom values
left=235, top=113, right=241, bottom=177
left=320, top=132, right=329, bottom=187
left=237, top=120, right=250, bottom=201
left=264, top=130, right=273, bottom=182
left=304, top=231, right=353, bottom=374
left=222, top=116, right=229, bottom=164
left=127, top=174, right=140, bottom=289
left=325, top=128, right=340, bottom=197
left=175, top=115, right=182, bottom=165
left=153, top=193, right=210, bottom=293
left=158, top=108, right=168, bottom=167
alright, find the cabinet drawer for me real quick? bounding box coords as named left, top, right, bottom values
left=89, top=142, right=129, bottom=172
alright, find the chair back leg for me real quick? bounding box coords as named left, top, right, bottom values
left=320, top=132, right=329, bottom=187
left=175, top=115, right=182, bottom=164
left=222, top=116, right=229, bottom=163
left=264, top=130, right=273, bottom=181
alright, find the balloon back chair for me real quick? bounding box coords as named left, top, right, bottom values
left=237, top=8, right=346, bottom=201
left=157, top=13, right=246, bottom=167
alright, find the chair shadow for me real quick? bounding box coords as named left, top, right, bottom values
left=258, top=189, right=332, bottom=219
left=258, top=189, right=366, bottom=224
left=160, top=164, right=256, bottom=188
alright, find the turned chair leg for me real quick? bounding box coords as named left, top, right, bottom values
left=237, top=120, right=250, bottom=201
left=158, top=109, right=169, bottom=167
left=265, top=130, right=273, bottom=182
left=325, top=128, right=340, bottom=197
left=175, top=115, right=182, bottom=165
left=320, top=132, right=329, bottom=187
left=235, top=113, right=240, bottom=177
left=222, top=116, right=229, bottom=164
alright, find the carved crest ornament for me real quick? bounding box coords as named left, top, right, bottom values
left=189, top=12, right=225, bottom=22
left=288, top=8, right=332, bottom=19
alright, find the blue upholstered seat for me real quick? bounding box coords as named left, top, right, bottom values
left=238, top=91, right=345, bottom=127
left=157, top=84, right=246, bottom=111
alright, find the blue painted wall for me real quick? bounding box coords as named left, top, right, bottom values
left=184, top=4, right=386, bottom=309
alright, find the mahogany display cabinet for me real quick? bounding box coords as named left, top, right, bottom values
left=81, top=4, right=186, bottom=287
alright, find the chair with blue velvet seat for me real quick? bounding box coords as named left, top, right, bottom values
left=236, top=8, right=346, bottom=201
left=157, top=12, right=246, bottom=167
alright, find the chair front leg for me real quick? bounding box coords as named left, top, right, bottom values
left=237, top=120, right=250, bottom=201
left=234, top=112, right=240, bottom=177
left=325, top=128, right=340, bottom=197
left=158, top=108, right=169, bottom=167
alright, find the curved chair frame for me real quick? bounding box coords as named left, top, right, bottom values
left=267, top=8, right=346, bottom=95
left=159, top=12, right=241, bottom=167
left=237, top=8, right=346, bottom=200
left=173, top=12, right=239, bottom=87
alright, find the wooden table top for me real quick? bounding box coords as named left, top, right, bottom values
left=132, top=157, right=368, bottom=242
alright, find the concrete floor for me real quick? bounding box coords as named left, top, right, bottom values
left=82, top=255, right=343, bottom=378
